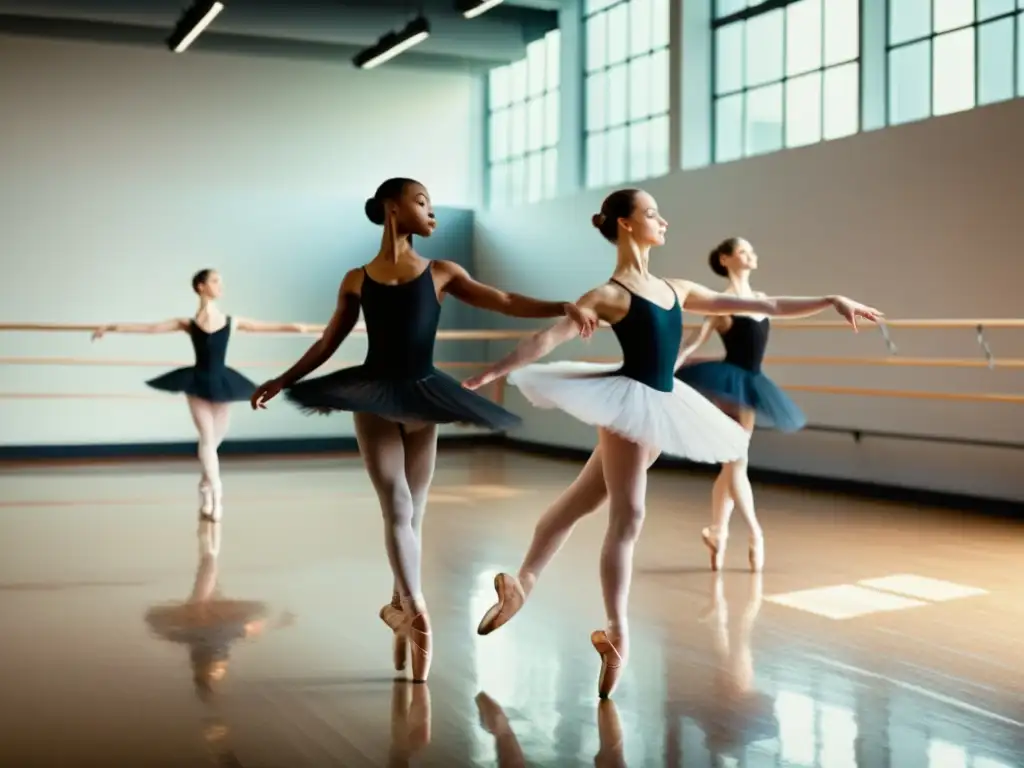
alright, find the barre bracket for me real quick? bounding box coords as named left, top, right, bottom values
left=976, top=324, right=995, bottom=369
left=878, top=322, right=897, bottom=356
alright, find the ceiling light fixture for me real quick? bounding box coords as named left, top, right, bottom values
left=167, top=0, right=225, bottom=53
left=354, top=16, right=431, bottom=70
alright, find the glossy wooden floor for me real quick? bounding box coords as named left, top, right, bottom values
left=0, top=448, right=1020, bottom=767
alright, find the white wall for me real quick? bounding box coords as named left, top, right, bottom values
left=0, top=34, right=486, bottom=447
left=474, top=99, right=1024, bottom=502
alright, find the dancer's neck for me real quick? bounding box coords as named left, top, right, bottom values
left=728, top=270, right=753, bottom=295
left=614, top=239, right=651, bottom=279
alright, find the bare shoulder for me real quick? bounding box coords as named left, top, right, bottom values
left=665, top=277, right=699, bottom=301
left=581, top=281, right=630, bottom=324
left=340, top=267, right=365, bottom=296
left=430, top=259, right=469, bottom=286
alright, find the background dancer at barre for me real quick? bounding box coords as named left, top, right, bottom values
left=675, top=237, right=812, bottom=572
left=92, top=268, right=314, bottom=521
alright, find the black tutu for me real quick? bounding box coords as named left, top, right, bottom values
left=285, top=365, right=522, bottom=430
left=147, top=367, right=258, bottom=403
left=676, top=361, right=806, bottom=432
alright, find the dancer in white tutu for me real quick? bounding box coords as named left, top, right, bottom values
left=464, top=187, right=882, bottom=698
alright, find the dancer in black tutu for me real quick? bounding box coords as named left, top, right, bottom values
left=676, top=237, right=812, bottom=573
left=250, top=177, right=596, bottom=683
left=92, top=268, right=313, bottom=521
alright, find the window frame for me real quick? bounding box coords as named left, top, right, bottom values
left=884, top=0, right=1023, bottom=125
left=710, top=0, right=863, bottom=164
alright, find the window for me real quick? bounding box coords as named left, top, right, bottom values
left=887, top=0, right=1023, bottom=125
left=487, top=30, right=561, bottom=208
left=584, top=0, right=670, bottom=188
left=712, top=0, right=861, bottom=164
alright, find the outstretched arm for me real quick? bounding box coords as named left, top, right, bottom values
left=463, top=288, right=606, bottom=391
left=436, top=261, right=597, bottom=338
left=235, top=318, right=320, bottom=334
left=92, top=319, right=188, bottom=340
left=252, top=272, right=361, bottom=408
left=672, top=280, right=883, bottom=329
left=675, top=317, right=717, bottom=370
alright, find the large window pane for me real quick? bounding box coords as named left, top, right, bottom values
left=586, top=133, right=606, bottom=188
left=651, top=0, right=670, bottom=49
left=933, top=0, right=974, bottom=33
left=544, top=90, right=559, bottom=146
left=545, top=31, right=560, bottom=91
left=607, top=63, right=628, bottom=126
left=1019, top=14, right=1024, bottom=96
left=932, top=28, right=975, bottom=115
left=824, top=0, right=859, bottom=64
left=978, top=0, right=1014, bottom=19
left=527, top=39, right=546, bottom=97
left=745, top=82, right=783, bottom=155
left=785, top=71, right=823, bottom=147
left=648, top=114, right=670, bottom=176
left=715, top=22, right=744, bottom=94
left=745, top=9, right=785, bottom=86
left=510, top=102, right=527, bottom=155
left=606, top=125, right=628, bottom=185
left=787, top=0, right=823, bottom=76
left=889, top=0, right=931, bottom=46
left=586, top=70, right=608, bottom=131
left=606, top=3, right=629, bottom=65
left=586, top=0, right=616, bottom=13
left=715, top=93, right=744, bottom=162
left=630, top=0, right=652, bottom=56
left=489, top=66, right=510, bottom=110
left=823, top=61, right=859, bottom=138
left=888, top=41, right=931, bottom=124
left=629, top=54, right=651, bottom=120
left=628, top=120, right=650, bottom=180
left=527, top=97, right=544, bottom=152
left=586, top=13, right=607, bottom=72
left=650, top=48, right=670, bottom=114
left=509, top=59, right=527, bottom=102
left=978, top=17, right=1015, bottom=104
left=716, top=0, right=745, bottom=17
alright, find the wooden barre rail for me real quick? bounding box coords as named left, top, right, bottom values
left=3, top=355, right=1024, bottom=369
left=2, top=319, right=1024, bottom=336
left=0, top=385, right=1019, bottom=403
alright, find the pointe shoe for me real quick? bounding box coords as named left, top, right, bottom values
left=380, top=606, right=432, bottom=682
left=749, top=536, right=764, bottom=573
left=477, top=573, right=526, bottom=636
left=381, top=600, right=409, bottom=672
left=702, top=527, right=726, bottom=571
left=591, top=630, right=625, bottom=699
left=198, top=482, right=214, bottom=519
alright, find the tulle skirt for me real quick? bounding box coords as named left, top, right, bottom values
left=676, top=361, right=806, bottom=432
left=508, top=362, right=750, bottom=464
left=146, top=367, right=257, bottom=403
left=285, top=364, right=521, bottom=430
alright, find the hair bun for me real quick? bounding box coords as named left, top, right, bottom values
left=364, top=197, right=385, bottom=226
left=591, top=213, right=605, bottom=229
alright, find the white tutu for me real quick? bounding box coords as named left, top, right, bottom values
left=508, top=361, right=750, bottom=464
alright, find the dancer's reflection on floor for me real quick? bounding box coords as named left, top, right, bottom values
left=474, top=692, right=627, bottom=767
left=144, top=520, right=294, bottom=763
left=387, top=681, right=431, bottom=767
left=667, top=573, right=777, bottom=764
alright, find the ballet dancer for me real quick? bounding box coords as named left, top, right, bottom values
left=675, top=237, right=813, bottom=572
left=91, top=268, right=314, bottom=521
left=249, top=177, right=597, bottom=683
left=464, top=188, right=882, bottom=698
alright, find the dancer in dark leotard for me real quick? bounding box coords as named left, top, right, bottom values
left=676, top=237, right=819, bottom=573
left=92, top=269, right=313, bottom=521
left=465, top=189, right=881, bottom=698
left=249, top=177, right=597, bottom=683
